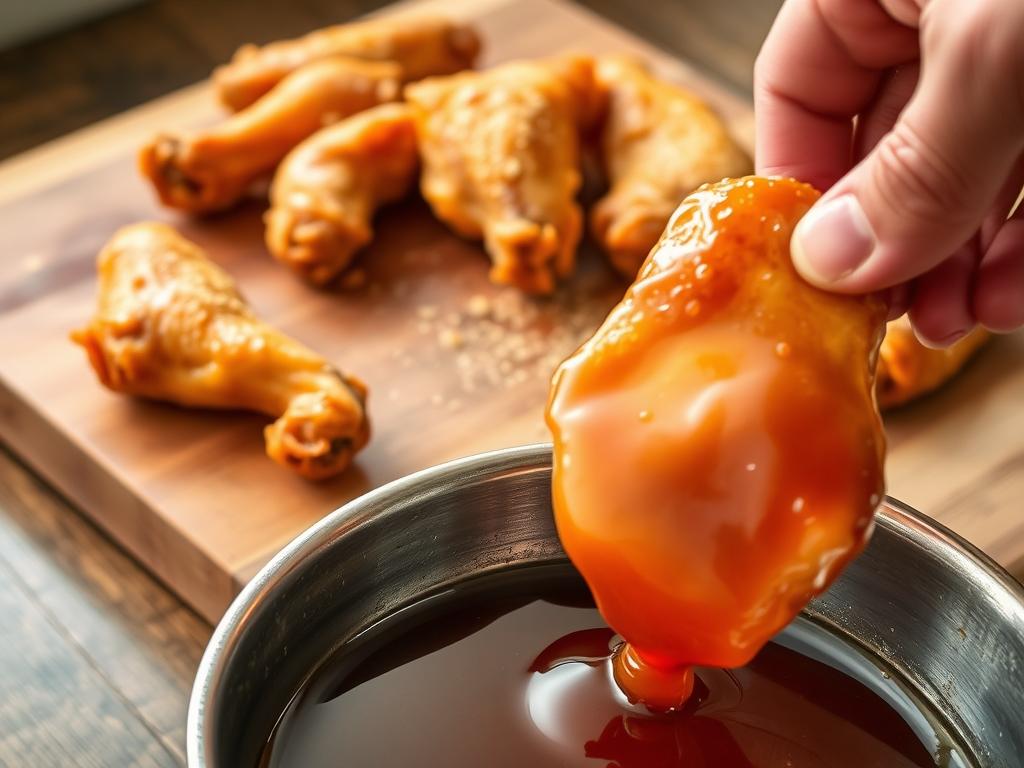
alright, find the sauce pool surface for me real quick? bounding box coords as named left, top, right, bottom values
left=260, top=567, right=960, bottom=768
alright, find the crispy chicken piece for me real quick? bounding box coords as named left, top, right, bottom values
left=71, top=223, right=369, bottom=480
left=547, top=178, right=886, bottom=708
left=406, top=55, right=601, bottom=294
left=265, top=104, right=419, bottom=285
left=877, top=317, right=989, bottom=408
left=139, top=57, right=401, bottom=214
left=591, top=56, right=751, bottom=278
left=214, top=14, right=481, bottom=111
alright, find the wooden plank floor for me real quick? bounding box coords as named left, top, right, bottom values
left=0, top=448, right=209, bottom=766
left=0, top=1, right=782, bottom=763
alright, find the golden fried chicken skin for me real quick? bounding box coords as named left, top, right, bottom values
left=877, top=317, right=989, bottom=408
left=140, top=57, right=401, bottom=214
left=214, top=14, right=481, bottom=111
left=547, top=177, right=886, bottom=707
left=591, top=56, right=751, bottom=278
left=72, top=223, right=369, bottom=479
left=406, top=55, right=600, bottom=294
left=265, top=104, right=419, bottom=285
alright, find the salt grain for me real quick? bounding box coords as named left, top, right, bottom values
left=466, top=294, right=492, bottom=318
left=438, top=328, right=464, bottom=349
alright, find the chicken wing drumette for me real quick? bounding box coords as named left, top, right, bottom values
left=265, top=103, right=419, bottom=285
left=548, top=177, right=886, bottom=708
left=214, top=14, right=481, bottom=111
left=140, top=57, right=401, bottom=214
left=591, top=56, right=751, bottom=278
left=877, top=317, right=989, bottom=408
left=72, top=223, right=369, bottom=479
left=405, top=55, right=602, bottom=294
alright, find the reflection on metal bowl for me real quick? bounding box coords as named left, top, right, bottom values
left=188, top=444, right=1024, bottom=768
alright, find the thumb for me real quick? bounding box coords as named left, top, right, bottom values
left=791, top=0, right=1024, bottom=292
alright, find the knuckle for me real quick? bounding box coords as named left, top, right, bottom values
left=868, top=122, right=975, bottom=224
left=924, top=0, right=1024, bottom=134
left=752, top=46, right=787, bottom=99
left=878, top=0, right=924, bottom=27
left=752, top=50, right=770, bottom=90
left=926, top=0, right=1021, bottom=82
left=922, top=0, right=992, bottom=56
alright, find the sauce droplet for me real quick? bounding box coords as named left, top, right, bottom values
left=612, top=642, right=694, bottom=712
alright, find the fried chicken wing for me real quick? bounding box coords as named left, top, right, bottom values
left=877, top=317, right=989, bottom=408
left=547, top=177, right=886, bottom=708
left=214, top=14, right=481, bottom=111
left=591, top=56, right=751, bottom=278
left=71, top=223, right=369, bottom=479
left=406, top=55, right=601, bottom=294
left=140, top=57, right=401, bottom=214
left=265, top=104, right=419, bottom=285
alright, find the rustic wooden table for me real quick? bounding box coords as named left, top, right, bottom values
left=0, top=1, right=782, bottom=764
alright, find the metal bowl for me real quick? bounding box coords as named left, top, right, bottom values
left=188, top=444, right=1024, bottom=767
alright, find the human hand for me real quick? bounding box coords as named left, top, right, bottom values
left=755, top=0, right=1024, bottom=345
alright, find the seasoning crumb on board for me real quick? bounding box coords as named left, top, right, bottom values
left=406, top=280, right=615, bottom=401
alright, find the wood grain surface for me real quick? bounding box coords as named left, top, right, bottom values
left=0, top=1, right=774, bottom=765
left=1, top=0, right=1022, bottom=631
left=0, top=0, right=756, bottom=623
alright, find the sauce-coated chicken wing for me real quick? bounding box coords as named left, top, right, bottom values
left=140, top=57, right=401, bottom=214
left=265, top=103, right=419, bottom=285
left=547, top=177, right=886, bottom=708
left=592, top=56, right=751, bottom=278
left=214, top=14, right=481, bottom=111
left=406, top=55, right=602, bottom=294
left=72, top=223, right=370, bottom=479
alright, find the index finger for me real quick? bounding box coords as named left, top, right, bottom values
left=754, top=0, right=918, bottom=190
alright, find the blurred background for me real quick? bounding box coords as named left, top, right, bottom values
left=0, top=0, right=783, bottom=160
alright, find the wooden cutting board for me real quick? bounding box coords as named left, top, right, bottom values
left=1, top=0, right=1021, bottom=624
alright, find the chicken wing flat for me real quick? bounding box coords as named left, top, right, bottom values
left=591, top=56, right=751, bottom=278
left=547, top=177, right=886, bottom=707
left=877, top=317, right=989, bottom=408
left=72, top=223, right=369, bottom=480
left=140, top=57, right=401, bottom=214
left=406, top=55, right=600, bottom=294
left=214, top=14, right=481, bottom=111
left=265, top=103, right=419, bottom=285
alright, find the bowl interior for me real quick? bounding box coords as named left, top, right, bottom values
left=189, top=444, right=1024, bottom=768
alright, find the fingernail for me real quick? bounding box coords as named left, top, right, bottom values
left=792, top=195, right=876, bottom=285
left=942, top=329, right=968, bottom=346
left=920, top=328, right=967, bottom=350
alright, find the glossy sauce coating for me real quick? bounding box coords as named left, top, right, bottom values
left=546, top=177, right=887, bottom=699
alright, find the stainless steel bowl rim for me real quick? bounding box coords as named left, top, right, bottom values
left=187, top=442, right=1024, bottom=767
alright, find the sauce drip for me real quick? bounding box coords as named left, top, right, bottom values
left=546, top=177, right=887, bottom=705
left=260, top=568, right=957, bottom=768
left=613, top=641, right=694, bottom=711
